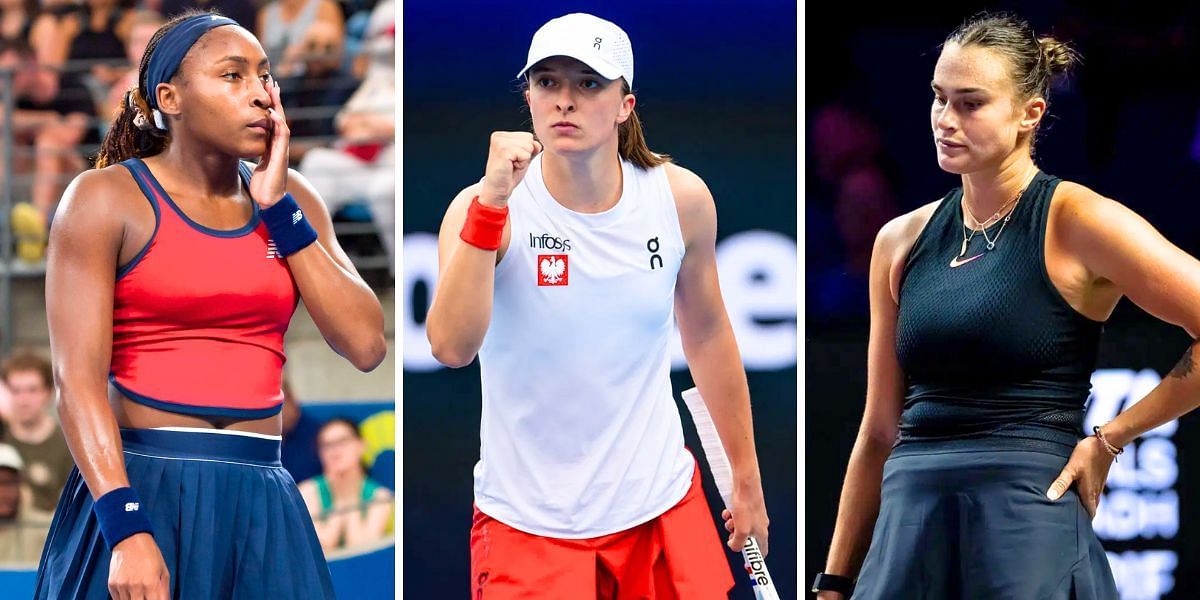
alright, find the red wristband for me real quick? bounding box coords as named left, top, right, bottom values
left=460, top=196, right=508, bottom=250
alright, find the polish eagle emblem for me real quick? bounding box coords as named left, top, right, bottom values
left=540, top=256, right=566, bottom=284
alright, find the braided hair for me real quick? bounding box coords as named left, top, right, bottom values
left=94, top=9, right=216, bottom=169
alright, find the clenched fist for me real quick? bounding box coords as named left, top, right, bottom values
left=479, top=132, right=542, bottom=208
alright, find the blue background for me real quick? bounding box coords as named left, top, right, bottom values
left=404, top=0, right=797, bottom=597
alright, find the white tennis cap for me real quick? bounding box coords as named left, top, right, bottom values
left=517, top=13, right=634, bottom=88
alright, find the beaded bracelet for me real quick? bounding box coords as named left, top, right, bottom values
left=1093, top=425, right=1124, bottom=461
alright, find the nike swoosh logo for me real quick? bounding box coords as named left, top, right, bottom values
left=949, top=253, right=984, bottom=268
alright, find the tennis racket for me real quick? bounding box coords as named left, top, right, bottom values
left=681, top=387, right=781, bottom=600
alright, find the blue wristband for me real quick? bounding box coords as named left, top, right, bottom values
left=93, top=487, right=154, bottom=550
left=261, top=193, right=319, bottom=257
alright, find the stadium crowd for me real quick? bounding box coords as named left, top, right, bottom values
left=0, top=0, right=394, bottom=270
left=0, top=0, right=395, bottom=567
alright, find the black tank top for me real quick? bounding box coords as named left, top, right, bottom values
left=894, top=171, right=1103, bottom=448
left=67, top=8, right=126, bottom=64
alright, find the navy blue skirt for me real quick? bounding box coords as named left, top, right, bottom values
left=852, top=435, right=1118, bottom=600
left=34, top=428, right=336, bottom=599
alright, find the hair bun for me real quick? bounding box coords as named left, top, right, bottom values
left=1038, top=37, right=1078, bottom=75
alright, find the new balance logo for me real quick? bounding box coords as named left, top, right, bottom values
left=266, top=240, right=281, bottom=259
left=292, top=210, right=303, bottom=225
left=125, top=502, right=139, bottom=512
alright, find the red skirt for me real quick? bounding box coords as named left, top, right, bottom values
left=470, top=460, right=734, bottom=599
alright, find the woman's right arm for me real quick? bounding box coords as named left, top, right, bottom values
left=343, top=487, right=393, bottom=547
left=425, top=132, right=540, bottom=367
left=47, top=169, right=170, bottom=600
left=818, top=217, right=910, bottom=599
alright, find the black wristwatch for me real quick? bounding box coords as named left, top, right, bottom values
left=811, top=572, right=855, bottom=595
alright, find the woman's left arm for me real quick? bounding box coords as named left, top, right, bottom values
left=1048, top=187, right=1200, bottom=515
left=283, top=172, right=387, bottom=371
left=668, top=165, right=769, bottom=556
left=252, top=80, right=386, bottom=372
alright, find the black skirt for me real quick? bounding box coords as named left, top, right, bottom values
left=853, top=438, right=1118, bottom=600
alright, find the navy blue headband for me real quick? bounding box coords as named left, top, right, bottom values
left=143, top=14, right=238, bottom=111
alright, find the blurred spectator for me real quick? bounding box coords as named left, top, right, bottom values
left=336, top=0, right=374, bottom=18
left=0, top=443, right=52, bottom=563
left=808, top=104, right=898, bottom=323
left=62, top=0, right=136, bottom=91
left=256, top=0, right=344, bottom=79
left=0, top=0, right=37, bottom=45
left=298, top=0, right=393, bottom=268
left=344, top=0, right=388, bottom=94
left=159, top=0, right=255, bottom=30
left=0, top=39, right=96, bottom=262
left=27, top=0, right=80, bottom=66
left=834, top=167, right=897, bottom=277
left=811, top=166, right=898, bottom=318
left=102, top=9, right=162, bottom=122
left=298, top=418, right=393, bottom=552
left=0, top=353, right=73, bottom=514
left=1057, top=3, right=1200, bottom=171
left=356, top=408, right=393, bottom=490
left=810, top=104, right=883, bottom=184
left=276, top=16, right=357, bottom=138
left=280, top=376, right=323, bottom=482
left=340, top=0, right=376, bottom=75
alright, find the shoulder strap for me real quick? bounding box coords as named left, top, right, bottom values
left=895, top=188, right=962, bottom=289
left=237, top=161, right=261, bottom=216
left=361, top=478, right=379, bottom=503
left=237, top=161, right=254, bottom=190
left=119, top=158, right=164, bottom=209
left=651, top=162, right=686, bottom=250
left=359, top=478, right=382, bottom=518
left=314, top=475, right=332, bottom=513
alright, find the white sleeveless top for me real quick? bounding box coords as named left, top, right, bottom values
left=473, top=155, right=695, bottom=538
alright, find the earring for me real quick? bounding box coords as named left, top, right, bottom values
left=152, top=109, right=166, bottom=130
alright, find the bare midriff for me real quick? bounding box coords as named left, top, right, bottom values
left=108, top=387, right=282, bottom=435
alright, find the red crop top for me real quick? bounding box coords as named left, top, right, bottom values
left=109, top=158, right=298, bottom=419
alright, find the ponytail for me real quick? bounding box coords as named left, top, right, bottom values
left=618, top=81, right=670, bottom=169
left=94, top=88, right=169, bottom=168
left=94, top=9, right=215, bottom=169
